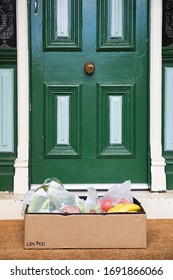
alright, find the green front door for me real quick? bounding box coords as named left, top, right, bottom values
left=30, top=0, right=149, bottom=185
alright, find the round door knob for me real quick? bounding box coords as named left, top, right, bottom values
left=84, top=62, right=95, bottom=75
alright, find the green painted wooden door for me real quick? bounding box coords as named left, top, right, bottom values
left=30, top=0, right=149, bottom=184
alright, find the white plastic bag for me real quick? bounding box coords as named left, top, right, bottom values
left=22, top=178, right=133, bottom=214
left=79, top=187, right=101, bottom=213
left=22, top=178, right=81, bottom=214
left=97, top=180, right=133, bottom=212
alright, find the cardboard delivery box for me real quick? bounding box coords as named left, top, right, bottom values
left=24, top=198, right=147, bottom=249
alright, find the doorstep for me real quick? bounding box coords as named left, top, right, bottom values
left=0, top=190, right=173, bottom=220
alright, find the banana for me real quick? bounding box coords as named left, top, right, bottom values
left=107, top=203, right=125, bottom=213
left=116, top=203, right=142, bottom=212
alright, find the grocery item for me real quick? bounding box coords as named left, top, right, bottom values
left=116, top=203, right=142, bottom=212
left=61, top=205, right=81, bottom=214
left=22, top=178, right=143, bottom=214
left=99, top=198, right=115, bottom=212
left=27, top=195, right=49, bottom=213
left=97, top=180, right=133, bottom=212
left=22, top=178, right=80, bottom=214
left=107, top=203, right=142, bottom=213
left=107, top=203, right=126, bottom=213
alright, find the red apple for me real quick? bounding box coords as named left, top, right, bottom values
left=120, top=198, right=131, bottom=204
left=101, top=199, right=114, bottom=212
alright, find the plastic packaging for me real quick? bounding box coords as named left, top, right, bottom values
left=97, top=180, right=133, bottom=212
left=79, top=187, right=101, bottom=213
left=22, top=178, right=80, bottom=214
left=22, top=179, right=133, bottom=214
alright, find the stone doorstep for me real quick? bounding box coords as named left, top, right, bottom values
left=0, top=191, right=173, bottom=220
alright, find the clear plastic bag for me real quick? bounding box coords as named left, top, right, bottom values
left=22, top=178, right=80, bottom=214
left=27, top=188, right=49, bottom=213
left=48, top=181, right=80, bottom=212
left=79, top=187, right=101, bottom=213
left=22, top=178, right=133, bottom=214
left=97, top=180, right=133, bottom=212
left=21, top=187, right=36, bottom=215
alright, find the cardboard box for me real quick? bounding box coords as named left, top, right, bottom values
left=24, top=199, right=147, bottom=249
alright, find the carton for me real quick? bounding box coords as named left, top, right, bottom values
left=24, top=198, right=146, bottom=249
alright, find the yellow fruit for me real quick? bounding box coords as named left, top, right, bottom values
left=107, top=203, right=125, bottom=213
left=117, top=203, right=142, bottom=212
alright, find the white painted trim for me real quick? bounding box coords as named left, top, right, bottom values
left=150, top=0, right=166, bottom=191
left=31, top=183, right=149, bottom=191
left=13, top=0, right=29, bottom=194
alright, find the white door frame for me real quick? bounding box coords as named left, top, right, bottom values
left=14, top=0, right=29, bottom=194
left=150, top=0, right=166, bottom=191
left=13, top=0, right=166, bottom=194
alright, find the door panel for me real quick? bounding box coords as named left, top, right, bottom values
left=44, top=83, right=82, bottom=158
left=97, top=0, right=135, bottom=51
left=30, top=0, right=149, bottom=184
left=97, top=84, right=135, bottom=158
left=44, top=0, right=82, bottom=51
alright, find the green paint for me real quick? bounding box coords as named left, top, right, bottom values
left=97, top=84, right=135, bottom=158
left=30, top=0, right=149, bottom=185
left=44, top=83, right=82, bottom=158
left=0, top=50, right=17, bottom=191
left=162, top=59, right=173, bottom=189
left=97, top=0, right=135, bottom=51
left=43, top=0, right=82, bottom=51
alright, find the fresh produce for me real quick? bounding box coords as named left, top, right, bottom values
left=117, top=203, right=142, bottom=212
left=27, top=195, right=49, bottom=213
left=79, top=201, right=100, bottom=213
left=22, top=178, right=144, bottom=215
left=120, top=198, right=131, bottom=204
left=48, top=194, right=61, bottom=210
left=108, top=203, right=142, bottom=213
left=90, top=204, right=100, bottom=213
left=107, top=203, right=126, bottom=213
left=79, top=200, right=85, bottom=213
left=100, top=198, right=114, bottom=212
left=61, top=205, right=80, bottom=214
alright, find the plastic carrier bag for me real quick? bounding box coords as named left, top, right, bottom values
left=22, top=178, right=80, bottom=214
left=97, top=180, right=133, bottom=212
left=22, top=179, right=134, bottom=214
left=79, top=187, right=101, bottom=213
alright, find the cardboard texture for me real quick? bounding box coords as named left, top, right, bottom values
left=24, top=211, right=147, bottom=249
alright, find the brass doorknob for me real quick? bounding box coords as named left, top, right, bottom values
left=84, top=62, right=95, bottom=75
